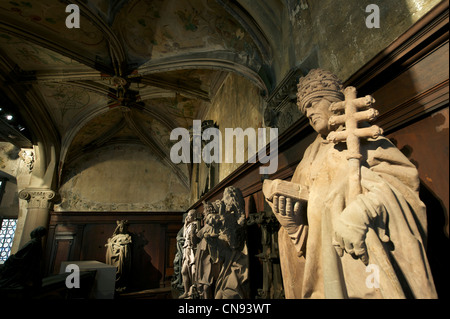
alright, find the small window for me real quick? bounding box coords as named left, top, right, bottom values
left=0, top=218, right=18, bottom=264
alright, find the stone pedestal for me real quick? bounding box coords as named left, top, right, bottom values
left=60, top=261, right=116, bottom=299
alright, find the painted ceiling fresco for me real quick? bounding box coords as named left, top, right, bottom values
left=114, top=0, right=261, bottom=66
left=0, top=33, right=89, bottom=71
left=0, top=0, right=271, bottom=187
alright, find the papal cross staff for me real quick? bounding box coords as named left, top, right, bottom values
left=326, top=87, right=405, bottom=298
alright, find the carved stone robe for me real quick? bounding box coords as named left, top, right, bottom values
left=194, top=224, right=221, bottom=299
left=214, top=242, right=249, bottom=299
left=105, top=232, right=132, bottom=288
left=279, top=134, right=437, bottom=299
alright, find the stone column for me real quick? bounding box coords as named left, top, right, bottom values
left=18, top=188, right=56, bottom=248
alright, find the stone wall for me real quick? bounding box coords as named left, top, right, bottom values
left=281, top=0, right=442, bottom=81
left=56, top=143, right=190, bottom=212
left=189, top=72, right=265, bottom=203
left=206, top=73, right=265, bottom=180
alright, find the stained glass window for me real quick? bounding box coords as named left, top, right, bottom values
left=0, top=219, right=17, bottom=263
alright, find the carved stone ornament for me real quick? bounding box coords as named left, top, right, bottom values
left=264, top=67, right=304, bottom=128
left=18, top=189, right=56, bottom=209
left=18, top=149, right=34, bottom=172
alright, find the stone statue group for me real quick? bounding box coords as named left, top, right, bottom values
left=173, top=186, right=249, bottom=299
left=82, top=69, right=440, bottom=299
left=174, top=68, right=438, bottom=299
left=0, top=69, right=438, bottom=299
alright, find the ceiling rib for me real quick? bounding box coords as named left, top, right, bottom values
left=0, top=14, right=113, bottom=74
left=122, top=107, right=190, bottom=189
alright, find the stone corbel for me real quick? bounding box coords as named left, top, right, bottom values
left=19, top=188, right=56, bottom=209
left=18, top=149, right=35, bottom=172
left=264, top=67, right=304, bottom=127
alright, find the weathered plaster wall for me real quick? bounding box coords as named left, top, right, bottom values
left=203, top=73, right=265, bottom=181
left=56, top=144, right=190, bottom=212
left=189, top=72, right=265, bottom=203
left=256, top=1, right=444, bottom=141
left=284, top=0, right=442, bottom=81
left=237, top=0, right=445, bottom=87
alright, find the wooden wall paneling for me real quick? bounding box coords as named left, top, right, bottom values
left=387, top=105, right=449, bottom=299
left=165, top=222, right=182, bottom=283
left=373, top=42, right=449, bottom=133
left=51, top=226, right=77, bottom=274
left=46, top=224, right=82, bottom=274
left=158, top=223, right=167, bottom=287
left=44, top=223, right=56, bottom=275
left=45, top=211, right=183, bottom=292
left=127, top=221, right=165, bottom=290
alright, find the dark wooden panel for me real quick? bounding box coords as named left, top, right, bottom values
left=45, top=211, right=183, bottom=292
left=387, top=106, right=449, bottom=236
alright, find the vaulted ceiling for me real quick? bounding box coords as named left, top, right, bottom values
left=0, top=0, right=285, bottom=188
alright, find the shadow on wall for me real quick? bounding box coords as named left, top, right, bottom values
left=389, top=109, right=450, bottom=299
left=128, top=231, right=162, bottom=292
left=420, top=181, right=450, bottom=299
left=246, top=195, right=264, bottom=299
left=354, top=1, right=449, bottom=298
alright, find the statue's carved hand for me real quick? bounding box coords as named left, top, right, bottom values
left=333, top=206, right=370, bottom=265
left=267, top=195, right=302, bottom=235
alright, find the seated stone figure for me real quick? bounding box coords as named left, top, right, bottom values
left=264, top=69, right=437, bottom=299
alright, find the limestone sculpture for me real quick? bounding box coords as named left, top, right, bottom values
left=171, top=213, right=188, bottom=297
left=213, top=186, right=249, bottom=299
left=263, top=69, right=438, bottom=299
left=193, top=201, right=222, bottom=299
left=179, top=186, right=249, bottom=299
left=105, top=220, right=132, bottom=292
left=178, top=209, right=198, bottom=299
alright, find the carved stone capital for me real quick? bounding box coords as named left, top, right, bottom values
left=19, top=188, right=56, bottom=209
